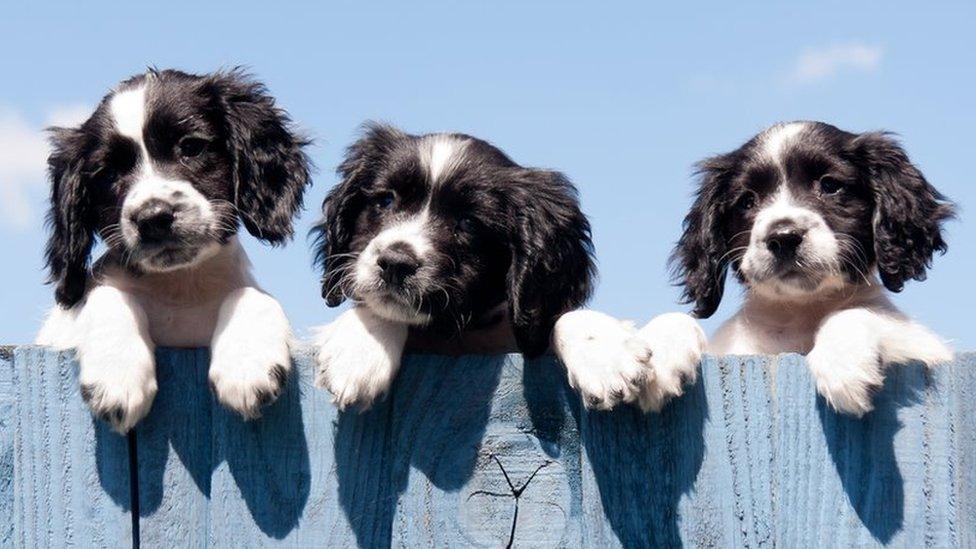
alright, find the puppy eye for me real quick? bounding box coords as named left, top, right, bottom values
left=178, top=137, right=209, bottom=159
left=818, top=176, right=845, bottom=195
left=373, top=191, right=396, bottom=210
left=455, top=216, right=476, bottom=234
left=736, top=193, right=757, bottom=211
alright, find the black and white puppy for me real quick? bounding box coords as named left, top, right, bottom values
left=312, top=123, right=594, bottom=409
left=673, top=121, right=954, bottom=415
left=35, top=69, right=311, bottom=432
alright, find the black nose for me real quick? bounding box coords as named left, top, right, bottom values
left=765, top=228, right=805, bottom=260
left=377, top=244, right=420, bottom=286
left=133, top=201, right=176, bottom=243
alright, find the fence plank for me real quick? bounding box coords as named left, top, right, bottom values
left=950, top=353, right=976, bottom=547
left=1, top=347, right=13, bottom=547
left=136, top=348, right=213, bottom=548
left=3, top=347, right=975, bottom=547
left=9, top=346, right=132, bottom=548
left=388, top=354, right=582, bottom=547
left=773, top=353, right=971, bottom=548
left=205, top=345, right=355, bottom=546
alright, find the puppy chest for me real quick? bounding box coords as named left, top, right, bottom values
left=143, top=300, right=222, bottom=347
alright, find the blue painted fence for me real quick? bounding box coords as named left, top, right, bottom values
left=1, top=345, right=974, bottom=548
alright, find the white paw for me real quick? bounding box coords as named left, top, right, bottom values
left=807, top=342, right=883, bottom=417
left=636, top=312, right=705, bottom=412
left=77, top=339, right=158, bottom=434
left=209, top=344, right=290, bottom=420
left=553, top=310, right=654, bottom=410
left=210, top=288, right=292, bottom=419
left=881, top=321, right=954, bottom=366
left=313, top=307, right=407, bottom=411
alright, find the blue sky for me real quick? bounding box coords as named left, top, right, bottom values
left=1, top=1, right=973, bottom=350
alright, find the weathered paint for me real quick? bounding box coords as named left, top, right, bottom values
left=2, top=346, right=974, bottom=547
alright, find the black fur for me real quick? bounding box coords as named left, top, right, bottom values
left=312, top=123, right=595, bottom=357
left=45, top=127, right=96, bottom=306
left=848, top=132, right=955, bottom=292
left=671, top=152, right=739, bottom=318
left=671, top=121, right=954, bottom=317
left=204, top=70, right=311, bottom=243
left=43, top=68, right=311, bottom=307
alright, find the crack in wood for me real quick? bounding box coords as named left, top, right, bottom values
left=467, top=454, right=553, bottom=548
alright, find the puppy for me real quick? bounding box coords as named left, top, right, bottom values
left=312, top=123, right=595, bottom=409
left=672, top=121, right=954, bottom=416
left=35, top=69, right=311, bottom=432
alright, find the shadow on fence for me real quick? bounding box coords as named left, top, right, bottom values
left=2, top=347, right=974, bottom=547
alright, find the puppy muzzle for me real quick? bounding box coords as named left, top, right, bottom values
left=119, top=179, right=219, bottom=270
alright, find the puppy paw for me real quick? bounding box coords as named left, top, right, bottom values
left=77, top=339, right=157, bottom=434
left=209, top=347, right=290, bottom=420
left=807, top=342, right=883, bottom=417
left=313, top=308, right=407, bottom=411
left=553, top=310, right=654, bottom=410
left=210, top=287, right=292, bottom=419
left=636, top=312, right=705, bottom=412
left=882, top=321, right=954, bottom=367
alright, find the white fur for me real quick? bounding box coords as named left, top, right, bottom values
left=109, top=85, right=148, bottom=147
left=36, top=239, right=293, bottom=430
left=209, top=287, right=292, bottom=418
left=420, top=135, right=468, bottom=184
left=635, top=312, right=706, bottom=411
left=553, top=310, right=652, bottom=410
left=38, top=285, right=157, bottom=433
left=314, top=306, right=408, bottom=410
left=353, top=211, right=436, bottom=325
left=553, top=310, right=705, bottom=412
left=740, top=185, right=845, bottom=299
left=711, top=285, right=952, bottom=416
left=120, top=177, right=215, bottom=251
left=761, top=122, right=807, bottom=171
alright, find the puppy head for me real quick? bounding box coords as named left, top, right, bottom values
left=313, top=123, right=595, bottom=356
left=673, top=121, right=954, bottom=317
left=45, top=68, right=310, bottom=306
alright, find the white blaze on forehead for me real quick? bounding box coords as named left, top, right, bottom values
left=760, top=122, right=807, bottom=171
left=109, top=85, right=148, bottom=144
left=420, top=135, right=468, bottom=184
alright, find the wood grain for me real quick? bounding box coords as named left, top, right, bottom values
left=2, top=347, right=974, bottom=547
left=1, top=346, right=13, bottom=547
left=9, top=346, right=132, bottom=548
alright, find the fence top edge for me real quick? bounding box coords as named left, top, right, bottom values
left=5, top=344, right=975, bottom=361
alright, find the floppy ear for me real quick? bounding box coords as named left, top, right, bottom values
left=208, top=69, right=311, bottom=243
left=44, top=127, right=94, bottom=307
left=506, top=168, right=595, bottom=357
left=849, top=132, right=955, bottom=292
left=670, top=154, right=736, bottom=318
left=312, top=123, right=405, bottom=306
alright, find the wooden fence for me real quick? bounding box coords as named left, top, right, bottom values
left=1, top=346, right=974, bottom=548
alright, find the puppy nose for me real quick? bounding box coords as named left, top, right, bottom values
left=377, top=244, right=420, bottom=286
left=133, top=200, right=176, bottom=243
left=765, top=228, right=805, bottom=260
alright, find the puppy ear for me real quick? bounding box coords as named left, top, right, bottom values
left=208, top=69, right=311, bottom=244
left=670, top=154, right=736, bottom=318
left=506, top=169, right=595, bottom=357
left=313, top=123, right=405, bottom=306
left=850, top=132, right=955, bottom=292
left=44, top=127, right=94, bottom=307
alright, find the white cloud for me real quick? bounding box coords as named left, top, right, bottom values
left=792, top=42, right=883, bottom=83
left=0, top=105, right=89, bottom=230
